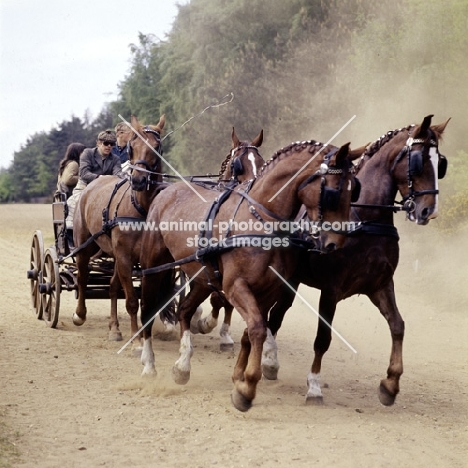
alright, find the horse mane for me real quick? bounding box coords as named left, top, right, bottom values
left=218, top=153, right=231, bottom=178
left=257, top=140, right=324, bottom=178
left=362, top=124, right=416, bottom=159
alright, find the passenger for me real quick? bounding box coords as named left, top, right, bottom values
left=66, top=130, right=123, bottom=230
left=112, top=123, right=132, bottom=173
left=56, top=142, right=86, bottom=199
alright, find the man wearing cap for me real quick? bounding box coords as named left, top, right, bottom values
left=66, top=130, right=123, bottom=231
left=79, top=129, right=123, bottom=184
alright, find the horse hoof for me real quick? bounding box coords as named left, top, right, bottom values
left=378, top=382, right=396, bottom=406
left=220, top=343, right=234, bottom=352
left=231, top=389, right=252, bottom=412
left=72, top=313, right=86, bottom=326
left=108, top=331, right=123, bottom=341
left=141, top=367, right=157, bottom=377
left=261, top=364, right=279, bottom=380
left=305, top=395, right=324, bottom=405
left=172, top=366, right=190, bottom=385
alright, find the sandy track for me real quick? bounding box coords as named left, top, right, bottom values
left=0, top=204, right=466, bottom=467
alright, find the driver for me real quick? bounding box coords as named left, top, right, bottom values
left=66, top=130, right=123, bottom=231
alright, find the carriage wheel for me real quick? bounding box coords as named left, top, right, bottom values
left=27, top=230, right=44, bottom=319
left=41, top=247, right=61, bottom=328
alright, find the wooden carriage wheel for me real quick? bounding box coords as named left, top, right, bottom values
left=41, top=247, right=61, bottom=328
left=27, top=230, right=44, bottom=319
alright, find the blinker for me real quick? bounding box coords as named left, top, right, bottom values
left=351, top=177, right=361, bottom=203
left=232, top=157, right=244, bottom=177
left=438, top=154, right=447, bottom=179
left=321, top=187, right=341, bottom=211
left=409, top=150, right=423, bottom=177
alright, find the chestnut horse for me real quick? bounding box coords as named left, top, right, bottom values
left=72, top=115, right=166, bottom=343
left=190, top=128, right=266, bottom=350
left=262, top=115, right=450, bottom=406
left=139, top=139, right=360, bottom=411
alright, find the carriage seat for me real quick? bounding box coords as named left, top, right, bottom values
left=52, top=192, right=74, bottom=254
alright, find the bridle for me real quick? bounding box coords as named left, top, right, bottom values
left=127, top=126, right=163, bottom=185
left=219, top=145, right=260, bottom=180
left=297, top=148, right=358, bottom=223
left=391, top=129, right=447, bottom=213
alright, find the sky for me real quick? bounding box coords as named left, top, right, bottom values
left=0, top=0, right=184, bottom=169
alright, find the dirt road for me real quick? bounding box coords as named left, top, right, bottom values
left=0, top=204, right=466, bottom=467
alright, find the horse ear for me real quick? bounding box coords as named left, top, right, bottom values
left=335, top=142, right=351, bottom=163
left=348, top=143, right=369, bottom=161
left=232, top=127, right=240, bottom=149
left=130, top=115, right=140, bottom=130
left=416, top=114, right=434, bottom=137
left=251, top=129, right=263, bottom=148
left=157, top=114, right=166, bottom=132
left=431, top=117, right=451, bottom=139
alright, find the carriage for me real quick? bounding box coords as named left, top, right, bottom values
left=27, top=191, right=187, bottom=329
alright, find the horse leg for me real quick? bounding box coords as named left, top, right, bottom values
left=227, top=280, right=267, bottom=412
left=190, top=291, right=220, bottom=334
left=262, top=281, right=298, bottom=380
left=139, top=272, right=165, bottom=376
left=306, top=290, right=338, bottom=405
left=190, top=291, right=234, bottom=350
left=172, top=283, right=212, bottom=385
left=113, top=259, right=141, bottom=350
left=73, top=244, right=98, bottom=326
left=108, top=269, right=123, bottom=341
left=368, top=281, right=405, bottom=406
left=219, top=301, right=234, bottom=351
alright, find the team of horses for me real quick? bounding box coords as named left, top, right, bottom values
left=71, top=114, right=450, bottom=411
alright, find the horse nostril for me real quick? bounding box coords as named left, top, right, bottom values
left=421, top=207, right=431, bottom=220
left=325, top=242, right=337, bottom=253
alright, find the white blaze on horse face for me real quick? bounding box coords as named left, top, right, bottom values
left=248, top=151, right=257, bottom=177
left=429, top=146, right=439, bottom=219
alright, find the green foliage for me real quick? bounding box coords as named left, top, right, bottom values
left=3, top=114, right=110, bottom=202
left=0, top=169, right=14, bottom=203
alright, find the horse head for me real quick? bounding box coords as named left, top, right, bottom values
left=128, top=115, right=165, bottom=191
left=389, top=115, right=450, bottom=224
left=298, top=143, right=358, bottom=252
left=219, top=128, right=265, bottom=182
